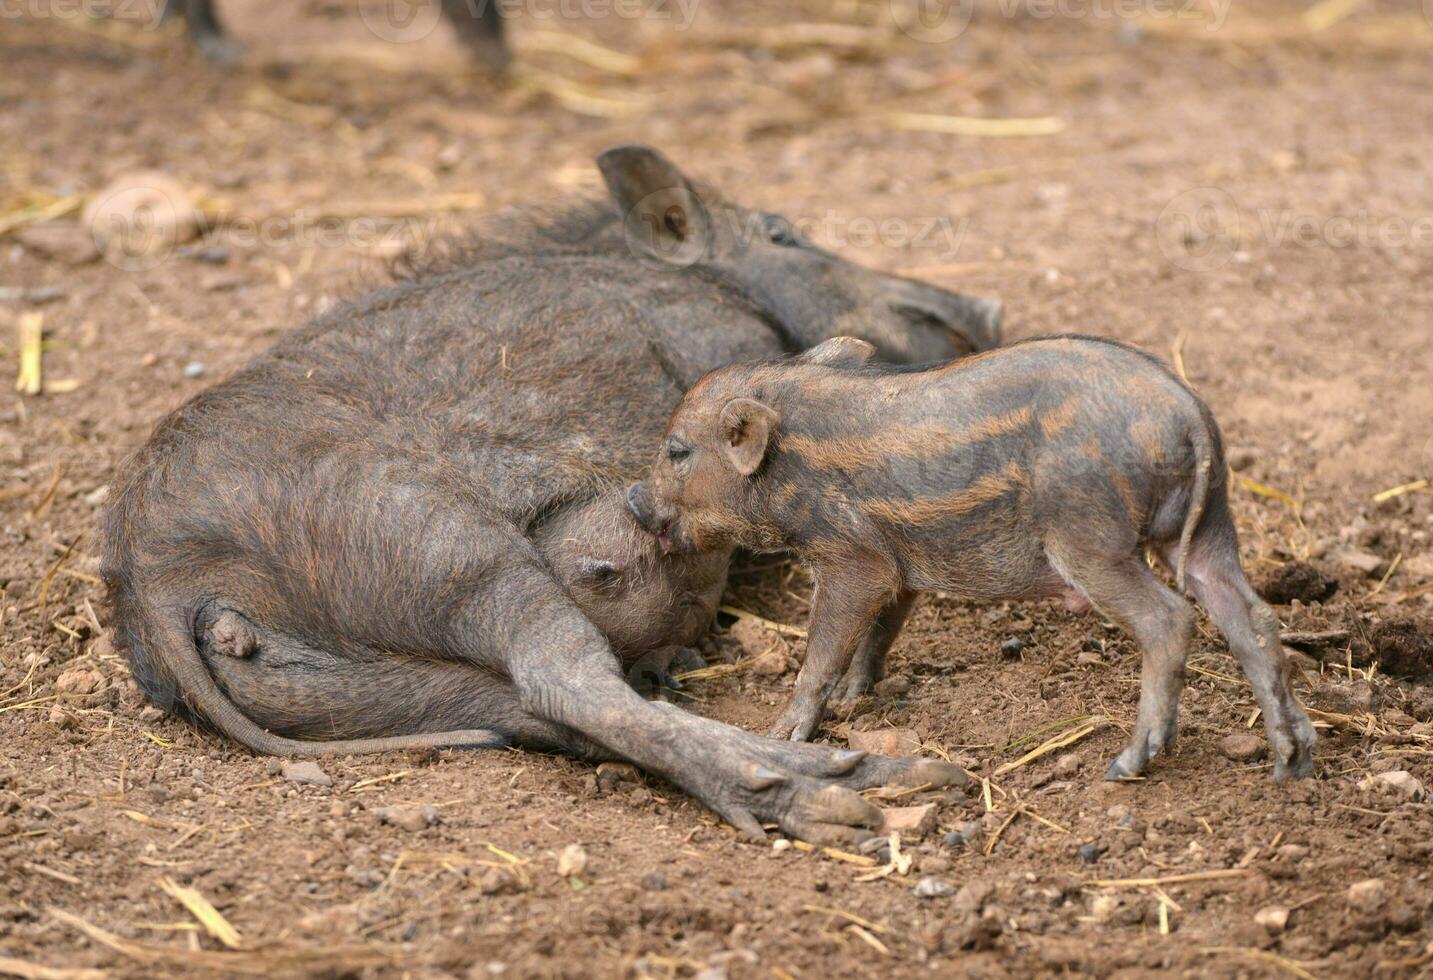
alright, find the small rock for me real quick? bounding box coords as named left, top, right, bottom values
left=873, top=675, right=911, bottom=699
left=183, top=361, right=206, bottom=379
left=846, top=728, right=922, bottom=758
left=953, top=880, right=995, bottom=913
left=1000, top=637, right=1025, bottom=659
left=918, top=853, right=952, bottom=875
left=1347, top=878, right=1386, bottom=912
left=1369, top=770, right=1426, bottom=802
left=1255, top=905, right=1289, bottom=934
left=556, top=843, right=588, bottom=878
left=475, top=868, right=515, bottom=895
left=881, top=803, right=938, bottom=836
left=15, top=222, right=101, bottom=266
left=1225, top=446, right=1259, bottom=472
left=640, top=871, right=668, bottom=891
left=942, top=820, right=982, bottom=848
left=1075, top=843, right=1104, bottom=865
left=55, top=667, right=104, bottom=695
left=1257, top=561, right=1338, bottom=605
left=913, top=877, right=956, bottom=899
left=771, top=839, right=792, bottom=853
left=1055, top=753, right=1082, bottom=776
left=1402, top=554, right=1433, bottom=581
left=279, top=759, right=332, bottom=787
left=858, top=837, right=891, bottom=860
left=373, top=805, right=430, bottom=832
left=47, top=704, right=76, bottom=730
left=1090, top=894, right=1121, bottom=921
left=1276, top=843, right=1309, bottom=863
left=729, top=617, right=784, bottom=658
left=1219, top=733, right=1266, bottom=763
left=82, top=171, right=200, bottom=265
left=1328, top=547, right=1387, bottom=578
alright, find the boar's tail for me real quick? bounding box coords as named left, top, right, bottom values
left=135, top=594, right=505, bottom=756
left=1175, top=419, right=1220, bottom=593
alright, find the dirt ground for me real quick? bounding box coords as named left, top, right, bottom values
left=3, top=1, right=1433, bottom=976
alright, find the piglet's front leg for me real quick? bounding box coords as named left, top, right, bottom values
left=770, top=564, right=898, bottom=741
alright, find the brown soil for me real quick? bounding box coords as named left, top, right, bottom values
left=3, top=2, right=1432, bottom=977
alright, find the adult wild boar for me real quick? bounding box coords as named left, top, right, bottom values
left=103, top=145, right=999, bottom=841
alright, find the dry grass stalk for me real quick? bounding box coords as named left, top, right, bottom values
left=517, top=31, right=641, bottom=74
left=47, top=908, right=395, bottom=975
left=1372, top=479, right=1428, bottom=503
left=790, top=840, right=877, bottom=866
left=993, top=718, right=1103, bottom=776
left=158, top=878, right=241, bottom=949
left=15, top=312, right=43, bottom=396
left=719, top=605, right=808, bottom=637
left=886, top=112, right=1066, bottom=137
left=0, top=195, right=83, bottom=237
left=0, top=953, right=107, bottom=980
left=1090, top=868, right=1254, bottom=887
left=1302, top=0, right=1369, bottom=32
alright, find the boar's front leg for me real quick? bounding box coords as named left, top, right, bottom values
left=465, top=558, right=950, bottom=844
left=770, top=562, right=899, bottom=741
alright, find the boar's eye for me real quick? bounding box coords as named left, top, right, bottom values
left=763, top=215, right=799, bottom=248
left=577, top=558, right=620, bottom=583
left=666, top=440, right=692, bottom=465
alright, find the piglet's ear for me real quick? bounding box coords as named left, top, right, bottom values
left=798, top=336, right=876, bottom=368
left=719, top=398, right=779, bottom=477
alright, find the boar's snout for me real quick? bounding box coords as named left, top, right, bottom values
left=626, top=482, right=663, bottom=535
left=891, top=284, right=1003, bottom=355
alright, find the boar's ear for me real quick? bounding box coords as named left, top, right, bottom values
left=598, top=144, right=712, bottom=265
left=798, top=336, right=876, bottom=368
left=719, top=398, right=779, bottom=477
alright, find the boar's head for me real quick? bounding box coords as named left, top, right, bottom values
left=597, top=145, right=1001, bottom=361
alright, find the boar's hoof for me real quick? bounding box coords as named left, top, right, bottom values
left=742, top=763, right=788, bottom=792
left=1104, top=752, right=1146, bottom=782
left=1271, top=727, right=1316, bottom=783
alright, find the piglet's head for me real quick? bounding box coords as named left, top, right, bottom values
left=627, top=391, right=778, bottom=555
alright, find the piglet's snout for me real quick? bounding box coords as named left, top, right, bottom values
left=625, top=482, right=663, bottom=535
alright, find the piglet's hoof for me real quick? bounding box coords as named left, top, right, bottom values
left=768, top=698, right=824, bottom=742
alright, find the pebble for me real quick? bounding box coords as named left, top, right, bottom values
left=1000, top=637, right=1025, bottom=659
left=942, top=820, right=982, bottom=848
left=183, top=361, right=206, bottom=379
left=1328, top=546, right=1386, bottom=577
left=55, top=667, right=104, bottom=696
left=81, top=171, right=200, bottom=262
left=913, top=877, right=956, bottom=899
left=771, top=839, right=792, bottom=853
left=1347, top=878, right=1386, bottom=912
left=1369, top=770, right=1426, bottom=802
left=1090, top=894, right=1120, bottom=921
left=873, top=675, right=911, bottom=699
left=279, top=759, right=332, bottom=787
left=953, top=880, right=995, bottom=913
left=1055, top=753, right=1082, bottom=777
left=1075, top=843, right=1104, bottom=865
left=1255, top=905, right=1290, bottom=934
left=1219, top=733, right=1266, bottom=763
left=557, top=843, right=588, bottom=878
left=1225, top=446, right=1259, bottom=472
left=1276, top=843, right=1309, bottom=863
left=640, top=871, right=668, bottom=891
left=372, top=805, right=434, bottom=833
left=881, top=803, right=938, bottom=836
